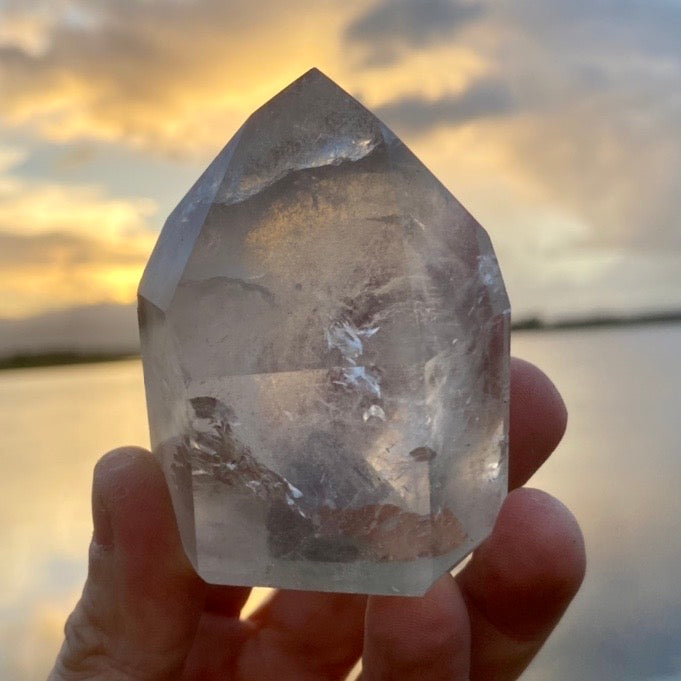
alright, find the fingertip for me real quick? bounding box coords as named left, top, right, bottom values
left=461, top=488, right=586, bottom=641
left=93, top=446, right=155, bottom=498
left=93, top=447, right=173, bottom=550
left=509, top=358, right=568, bottom=488
left=363, top=575, right=470, bottom=680
left=91, top=445, right=200, bottom=588
left=92, top=446, right=152, bottom=547
left=60, top=447, right=206, bottom=680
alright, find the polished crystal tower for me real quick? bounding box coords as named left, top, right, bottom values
left=138, top=68, right=510, bottom=596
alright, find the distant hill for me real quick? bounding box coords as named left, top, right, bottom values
left=1, top=302, right=680, bottom=370
left=0, top=303, right=139, bottom=357
left=0, top=351, right=138, bottom=371
left=513, top=309, right=681, bottom=331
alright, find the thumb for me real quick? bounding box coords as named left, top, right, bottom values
left=50, top=447, right=207, bottom=680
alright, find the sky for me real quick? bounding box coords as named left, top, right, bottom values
left=1, top=0, right=681, bottom=350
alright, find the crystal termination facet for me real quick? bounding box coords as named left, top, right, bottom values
left=138, top=68, right=510, bottom=596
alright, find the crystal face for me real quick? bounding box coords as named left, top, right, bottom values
left=138, top=68, right=510, bottom=596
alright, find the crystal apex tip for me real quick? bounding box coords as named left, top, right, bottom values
left=295, top=67, right=338, bottom=88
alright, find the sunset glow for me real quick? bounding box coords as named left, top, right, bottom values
left=1, top=0, right=680, bottom=329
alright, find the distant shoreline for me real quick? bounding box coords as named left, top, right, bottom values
left=0, top=351, right=139, bottom=371
left=1, top=311, right=679, bottom=371
left=512, top=309, right=681, bottom=332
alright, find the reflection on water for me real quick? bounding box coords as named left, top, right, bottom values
left=515, top=324, right=681, bottom=681
left=0, top=361, right=150, bottom=680
left=1, top=324, right=680, bottom=680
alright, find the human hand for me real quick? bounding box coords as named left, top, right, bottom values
left=49, top=358, right=585, bottom=681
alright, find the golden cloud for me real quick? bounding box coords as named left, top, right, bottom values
left=0, top=0, right=497, bottom=159
left=0, top=1, right=366, bottom=157
left=2, top=0, right=679, bottom=320
left=0, top=234, right=152, bottom=317
left=0, top=149, right=157, bottom=316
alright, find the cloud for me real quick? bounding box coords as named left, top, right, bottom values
left=1, top=0, right=680, bottom=321
left=0, top=1, right=55, bottom=55
left=0, top=230, right=151, bottom=317
left=407, top=0, right=681, bottom=255
left=506, top=99, right=681, bottom=251
left=0, top=230, right=147, bottom=269
left=0, top=148, right=156, bottom=316
left=353, top=0, right=681, bottom=261
left=506, top=2, right=681, bottom=252
left=345, top=0, right=484, bottom=65
left=498, top=0, right=681, bottom=59
left=0, top=0, right=358, bottom=157
left=0, top=145, right=29, bottom=173
left=0, top=179, right=155, bottom=241
left=376, top=78, right=516, bottom=134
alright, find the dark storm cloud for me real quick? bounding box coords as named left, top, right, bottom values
left=345, top=0, right=484, bottom=64
left=376, top=78, right=516, bottom=133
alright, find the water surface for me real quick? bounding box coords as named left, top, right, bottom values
left=1, top=324, right=680, bottom=680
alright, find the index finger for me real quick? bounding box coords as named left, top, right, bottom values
left=509, top=357, right=567, bottom=489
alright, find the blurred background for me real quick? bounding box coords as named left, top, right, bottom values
left=1, top=1, right=680, bottom=679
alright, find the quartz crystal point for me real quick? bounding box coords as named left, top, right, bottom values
left=138, top=68, right=510, bottom=596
